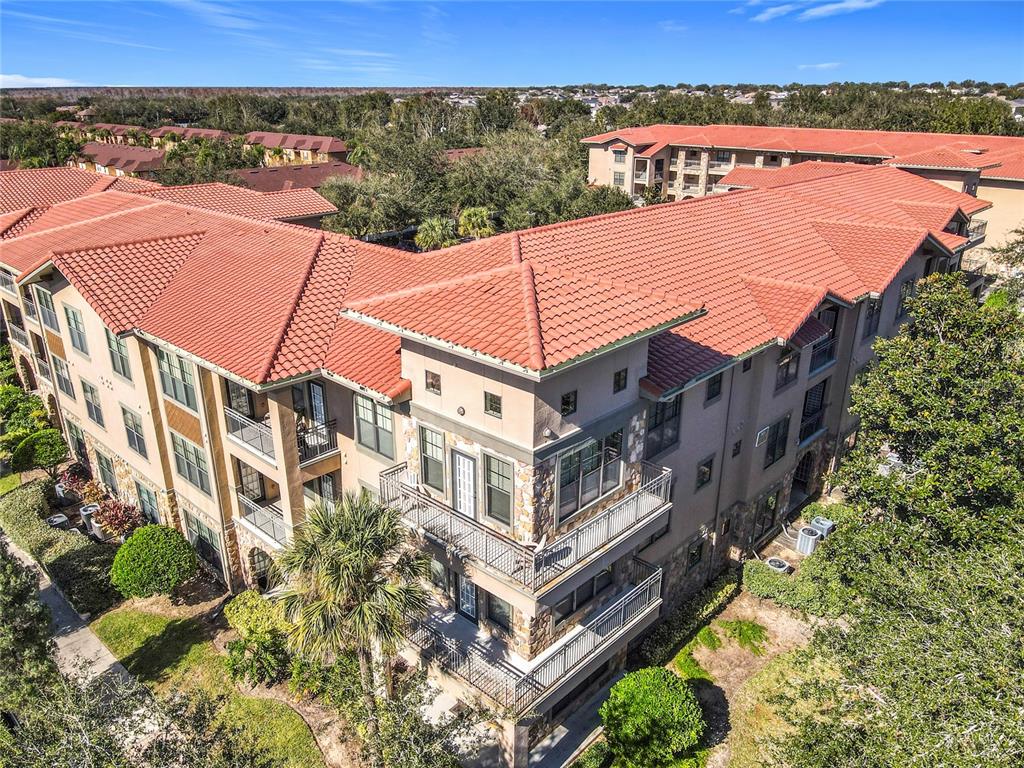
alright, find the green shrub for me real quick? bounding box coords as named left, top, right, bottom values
left=288, top=654, right=362, bottom=714
left=224, top=589, right=290, bottom=639
left=0, top=479, right=119, bottom=615
left=110, top=525, right=197, bottom=598
left=599, top=667, right=705, bottom=768
left=12, top=429, right=69, bottom=478
left=573, top=740, right=610, bottom=768
left=743, top=543, right=851, bottom=619
left=720, top=619, right=768, bottom=655
left=640, top=569, right=740, bottom=664
left=226, top=629, right=290, bottom=686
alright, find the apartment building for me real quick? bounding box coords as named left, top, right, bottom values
left=74, top=142, right=166, bottom=178
left=243, top=132, right=350, bottom=166
left=0, top=163, right=988, bottom=766
left=583, top=123, right=1024, bottom=246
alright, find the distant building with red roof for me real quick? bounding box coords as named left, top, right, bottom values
left=243, top=132, right=349, bottom=166
left=233, top=161, right=362, bottom=192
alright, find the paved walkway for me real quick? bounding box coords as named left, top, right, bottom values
left=3, top=534, right=129, bottom=682
left=528, top=672, right=622, bottom=768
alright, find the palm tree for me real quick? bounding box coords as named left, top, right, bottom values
left=414, top=216, right=458, bottom=251
left=457, top=207, right=496, bottom=240
left=274, top=492, right=428, bottom=766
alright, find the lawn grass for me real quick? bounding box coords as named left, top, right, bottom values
left=93, top=608, right=324, bottom=768
left=0, top=472, right=22, bottom=496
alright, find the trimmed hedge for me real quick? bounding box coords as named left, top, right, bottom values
left=0, top=479, right=119, bottom=616
left=110, top=524, right=197, bottom=598
left=640, top=568, right=740, bottom=665
left=224, top=589, right=290, bottom=639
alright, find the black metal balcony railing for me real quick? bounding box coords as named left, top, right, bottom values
left=39, top=305, right=60, bottom=332
left=809, top=337, right=838, bottom=373
left=35, top=356, right=51, bottom=381
left=381, top=462, right=672, bottom=592
left=224, top=407, right=276, bottom=461
left=235, top=488, right=290, bottom=545
left=968, top=219, right=987, bottom=243
left=407, top=559, right=662, bottom=713
left=297, top=419, right=338, bottom=464
left=799, top=408, right=826, bottom=443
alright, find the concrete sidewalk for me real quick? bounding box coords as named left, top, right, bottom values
left=4, top=533, right=128, bottom=682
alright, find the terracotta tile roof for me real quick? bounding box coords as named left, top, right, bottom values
left=91, top=123, right=146, bottom=137
left=719, top=161, right=864, bottom=188
left=133, top=183, right=336, bottom=220
left=0, top=167, right=115, bottom=211
left=149, top=126, right=237, bottom=141
left=0, top=163, right=987, bottom=399
left=583, top=124, right=1024, bottom=180
left=244, top=132, right=347, bottom=154
left=234, top=162, right=362, bottom=192
left=79, top=142, right=165, bottom=173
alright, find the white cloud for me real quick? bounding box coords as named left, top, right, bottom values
left=0, top=73, right=81, bottom=88
left=323, top=48, right=396, bottom=59
left=751, top=3, right=801, bottom=22
left=657, top=20, right=689, bottom=33
left=799, top=0, right=884, bottom=19
left=798, top=62, right=842, bottom=70
left=162, top=0, right=259, bottom=30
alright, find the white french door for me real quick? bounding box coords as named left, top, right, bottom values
left=309, top=381, right=327, bottom=425
left=451, top=451, right=477, bottom=518
left=457, top=573, right=477, bottom=621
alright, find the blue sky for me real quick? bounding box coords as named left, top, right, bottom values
left=1, top=1, right=1022, bottom=88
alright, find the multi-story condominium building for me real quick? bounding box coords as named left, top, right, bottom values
left=582, top=124, right=1024, bottom=247
left=74, top=142, right=166, bottom=179
left=0, top=163, right=988, bottom=766
left=243, top=132, right=350, bottom=166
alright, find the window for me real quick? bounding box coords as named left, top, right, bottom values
left=52, top=356, right=74, bottom=398
left=686, top=538, right=704, bottom=571
left=121, top=407, right=146, bottom=457
left=185, top=512, right=222, bottom=573
left=640, top=523, right=670, bottom=551
left=64, top=306, right=88, bottom=355
left=171, top=432, right=211, bottom=494
left=897, top=279, right=915, bottom=318
left=157, top=349, right=197, bottom=410
left=419, top=427, right=445, bottom=491
left=775, top=348, right=800, bottom=390
left=136, top=482, right=159, bottom=523
left=484, top=391, right=502, bottom=418
left=558, top=430, right=622, bottom=521
left=484, top=455, right=513, bottom=525
left=82, top=379, right=103, bottom=426
left=66, top=421, right=87, bottom=462
left=742, top=358, right=752, bottom=372
left=612, top=150, right=626, bottom=164
left=753, top=489, right=780, bottom=540
left=763, top=416, right=790, bottom=469
left=696, top=455, right=714, bottom=490
left=239, top=460, right=266, bottom=500
left=613, top=171, right=625, bottom=186
left=225, top=380, right=254, bottom=417
left=554, top=568, right=613, bottom=625
left=36, top=288, right=59, bottom=331
left=800, top=379, right=828, bottom=442
left=560, top=390, right=577, bottom=416
left=810, top=307, right=839, bottom=372
left=645, top=394, right=681, bottom=459
left=105, top=329, right=131, bottom=380
left=705, top=373, right=722, bottom=403
left=715, top=150, right=731, bottom=163
left=487, top=593, right=512, bottom=631
left=425, top=370, right=441, bottom=395
left=96, top=452, right=118, bottom=494
left=613, top=368, right=628, bottom=393
left=862, top=299, right=881, bottom=340
left=732, top=439, right=742, bottom=458
left=355, top=395, right=394, bottom=457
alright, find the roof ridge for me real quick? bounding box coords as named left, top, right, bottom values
left=518, top=260, right=545, bottom=370
left=346, top=262, right=523, bottom=310
left=257, top=231, right=326, bottom=383
left=739, top=273, right=825, bottom=293
left=0, top=208, right=35, bottom=238
left=533, top=261, right=699, bottom=307
left=48, top=229, right=209, bottom=259
left=0, top=199, right=165, bottom=246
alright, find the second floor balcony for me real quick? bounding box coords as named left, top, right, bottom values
left=0, top=272, right=16, bottom=295
left=297, top=419, right=338, bottom=464
left=380, top=461, right=672, bottom=593
left=23, top=299, right=38, bottom=324
left=8, top=324, right=30, bottom=350
left=407, top=559, right=662, bottom=714
left=235, top=488, right=290, bottom=548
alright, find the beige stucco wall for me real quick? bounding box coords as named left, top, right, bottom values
left=977, top=179, right=1024, bottom=248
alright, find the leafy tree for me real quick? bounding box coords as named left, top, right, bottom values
left=0, top=122, right=81, bottom=167
left=0, top=538, right=56, bottom=711
left=599, top=667, right=706, bottom=768
left=640, top=185, right=668, bottom=206
left=414, top=217, right=458, bottom=251
left=275, top=494, right=428, bottom=767
left=474, top=89, right=521, bottom=133
left=457, top=206, right=495, bottom=239
left=11, top=429, right=68, bottom=479
left=154, top=137, right=263, bottom=186
left=838, top=273, right=1024, bottom=544
left=565, top=184, right=635, bottom=220
left=109, top=524, right=197, bottom=598
left=320, top=172, right=421, bottom=238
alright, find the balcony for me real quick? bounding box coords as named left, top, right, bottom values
left=8, top=325, right=29, bottom=350
left=34, top=356, right=51, bottom=381
left=967, top=219, right=987, bottom=244
left=297, top=419, right=338, bottom=464
left=799, top=407, right=827, bottom=443
left=23, top=300, right=39, bottom=324
left=633, top=171, right=648, bottom=182
left=809, top=337, right=838, bottom=374
left=381, top=462, right=672, bottom=592
left=707, top=160, right=733, bottom=171
left=224, top=407, right=276, bottom=462
left=0, top=272, right=16, bottom=295
left=407, top=559, right=662, bottom=713
left=39, top=305, right=59, bottom=332
left=682, top=159, right=702, bottom=169
left=235, top=489, right=290, bottom=547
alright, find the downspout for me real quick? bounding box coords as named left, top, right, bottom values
left=831, top=302, right=863, bottom=478
left=706, top=364, right=737, bottom=585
